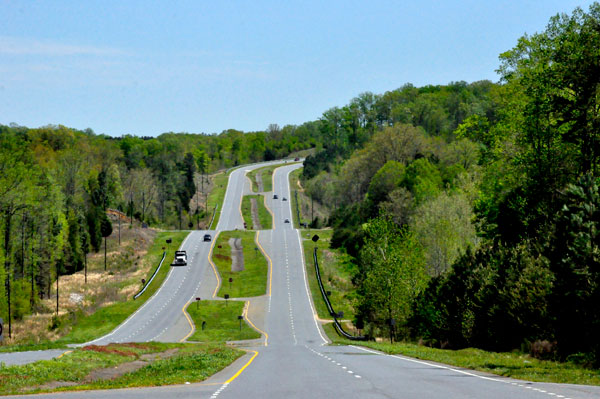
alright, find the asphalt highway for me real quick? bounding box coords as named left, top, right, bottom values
left=3, top=161, right=600, bottom=399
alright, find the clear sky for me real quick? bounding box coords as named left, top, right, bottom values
left=0, top=0, right=596, bottom=136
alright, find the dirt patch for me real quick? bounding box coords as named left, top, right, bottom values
left=229, top=238, right=244, bottom=272
left=250, top=197, right=261, bottom=230
left=82, top=344, right=138, bottom=357
left=214, top=253, right=231, bottom=262
left=255, top=172, right=264, bottom=192
left=85, top=348, right=179, bottom=383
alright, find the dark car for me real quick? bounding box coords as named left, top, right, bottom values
left=282, top=197, right=287, bottom=201
left=203, top=234, right=212, bottom=242
left=294, top=157, right=299, bottom=161
left=273, top=194, right=278, bottom=199
left=284, top=219, right=290, bottom=223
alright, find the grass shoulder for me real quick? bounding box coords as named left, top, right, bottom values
left=247, top=164, right=280, bottom=193
left=323, top=323, right=600, bottom=386
left=186, top=300, right=260, bottom=342
left=300, top=229, right=357, bottom=322
left=212, top=230, right=268, bottom=298
left=0, top=342, right=242, bottom=395
left=207, top=171, right=229, bottom=229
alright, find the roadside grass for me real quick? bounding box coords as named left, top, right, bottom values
left=212, top=230, right=268, bottom=298
left=186, top=300, right=261, bottom=342
left=241, top=195, right=272, bottom=230
left=0, top=342, right=242, bottom=395
left=57, top=231, right=189, bottom=344
left=207, top=171, right=229, bottom=229
left=289, top=168, right=303, bottom=228
left=301, top=229, right=357, bottom=321
left=289, top=166, right=328, bottom=228
left=323, top=325, right=600, bottom=386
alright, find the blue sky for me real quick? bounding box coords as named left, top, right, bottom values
left=0, top=0, right=596, bottom=136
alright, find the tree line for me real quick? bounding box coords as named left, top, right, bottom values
left=301, top=3, right=600, bottom=366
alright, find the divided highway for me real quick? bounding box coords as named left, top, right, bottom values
left=3, top=161, right=600, bottom=399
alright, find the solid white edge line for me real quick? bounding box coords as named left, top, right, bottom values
left=349, top=345, right=510, bottom=384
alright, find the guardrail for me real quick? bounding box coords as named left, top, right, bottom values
left=133, top=251, right=166, bottom=300
left=313, top=248, right=366, bottom=341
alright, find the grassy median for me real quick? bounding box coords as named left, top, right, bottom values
left=186, top=300, right=261, bottom=342
left=0, top=342, right=242, bottom=395
left=212, top=230, right=268, bottom=298
left=241, top=194, right=272, bottom=230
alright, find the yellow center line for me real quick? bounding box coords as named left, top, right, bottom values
left=208, top=231, right=221, bottom=298
left=255, top=231, right=273, bottom=297
left=225, top=349, right=259, bottom=384
left=263, top=193, right=275, bottom=230
left=56, top=350, right=73, bottom=359
left=180, top=300, right=195, bottom=342
left=243, top=300, right=268, bottom=346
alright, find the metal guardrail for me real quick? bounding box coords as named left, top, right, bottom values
left=313, top=248, right=366, bottom=341
left=133, top=251, right=166, bottom=300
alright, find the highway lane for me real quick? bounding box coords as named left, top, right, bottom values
left=4, top=161, right=600, bottom=399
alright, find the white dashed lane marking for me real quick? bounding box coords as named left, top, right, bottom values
left=306, top=346, right=362, bottom=379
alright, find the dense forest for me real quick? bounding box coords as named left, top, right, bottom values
left=1, top=2, right=599, bottom=367
left=300, top=3, right=600, bottom=366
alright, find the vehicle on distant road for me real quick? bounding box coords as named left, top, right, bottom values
left=203, top=234, right=212, bottom=242
left=172, top=251, right=187, bottom=266
left=282, top=197, right=287, bottom=201
left=284, top=219, right=290, bottom=223
left=273, top=194, right=278, bottom=199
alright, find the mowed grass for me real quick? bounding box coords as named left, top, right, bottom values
left=324, top=324, right=600, bottom=386
left=57, top=231, right=189, bottom=344
left=247, top=164, right=280, bottom=193
left=0, top=342, right=242, bottom=395
left=241, top=195, right=272, bottom=230
left=186, top=300, right=261, bottom=342
left=289, top=167, right=304, bottom=228
left=207, top=170, right=230, bottom=229
left=212, top=230, right=268, bottom=298
left=301, top=229, right=357, bottom=321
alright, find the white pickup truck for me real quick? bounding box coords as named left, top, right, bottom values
left=172, top=250, right=187, bottom=266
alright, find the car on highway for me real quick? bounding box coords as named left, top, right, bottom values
left=282, top=197, right=287, bottom=201
left=203, top=234, right=212, bottom=242
left=273, top=194, right=278, bottom=199
left=172, top=250, right=187, bottom=266
left=294, top=157, right=299, bottom=161
left=284, top=219, right=290, bottom=223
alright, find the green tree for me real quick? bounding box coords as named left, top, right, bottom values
left=357, top=216, right=428, bottom=339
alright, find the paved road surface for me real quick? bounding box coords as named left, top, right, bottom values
left=3, top=162, right=600, bottom=399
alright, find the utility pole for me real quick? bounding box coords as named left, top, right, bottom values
left=311, top=194, right=314, bottom=225
left=118, top=213, right=121, bottom=246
